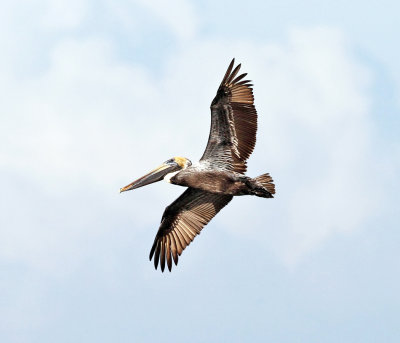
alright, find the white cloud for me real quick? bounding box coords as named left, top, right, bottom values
left=1, top=2, right=399, bottom=340
left=41, top=0, right=89, bottom=29
left=0, top=22, right=387, bottom=274
left=253, top=27, right=376, bottom=265
left=101, top=0, right=198, bottom=40
left=133, top=0, right=198, bottom=40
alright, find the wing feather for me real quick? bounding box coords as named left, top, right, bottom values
left=160, top=238, right=166, bottom=272
left=201, top=59, right=258, bottom=173
left=149, top=188, right=233, bottom=272
left=166, top=235, right=172, bottom=271
left=170, top=233, right=179, bottom=264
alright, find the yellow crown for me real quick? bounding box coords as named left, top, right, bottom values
left=174, top=157, right=189, bottom=168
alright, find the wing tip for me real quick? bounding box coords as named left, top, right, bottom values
left=220, top=58, right=252, bottom=89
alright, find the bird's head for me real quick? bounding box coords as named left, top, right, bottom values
left=120, top=157, right=192, bottom=193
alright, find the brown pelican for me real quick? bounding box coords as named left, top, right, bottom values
left=120, top=59, right=275, bottom=272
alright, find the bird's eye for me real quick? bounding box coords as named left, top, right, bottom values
left=165, top=158, right=174, bottom=164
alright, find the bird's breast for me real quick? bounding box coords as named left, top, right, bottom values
left=171, top=169, right=246, bottom=195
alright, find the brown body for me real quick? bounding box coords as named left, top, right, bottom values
left=171, top=168, right=273, bottom=197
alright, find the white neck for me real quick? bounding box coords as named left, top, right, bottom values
left=164, top=170, right=180, bottom=183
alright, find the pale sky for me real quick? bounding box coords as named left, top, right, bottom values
left=1, top=1, right=399, bottom=342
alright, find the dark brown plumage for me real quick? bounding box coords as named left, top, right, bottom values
left=149, top=188, right=232, bottom=272
left=120, top=59, right=275, bottom=272
left=201, top=58, right=257, bottom=173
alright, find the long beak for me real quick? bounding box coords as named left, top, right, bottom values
left=120, top=163, right=176, bottom=193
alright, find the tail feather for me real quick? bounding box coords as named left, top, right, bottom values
left=253, top=173, right=275, bottom=197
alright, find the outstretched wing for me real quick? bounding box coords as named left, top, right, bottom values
left=200, top=58, right=258, bottom=174
left=149, top=188, right=233, bottom=272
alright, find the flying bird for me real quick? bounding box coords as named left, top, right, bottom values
left=120, top=59, right=275, bottom=272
